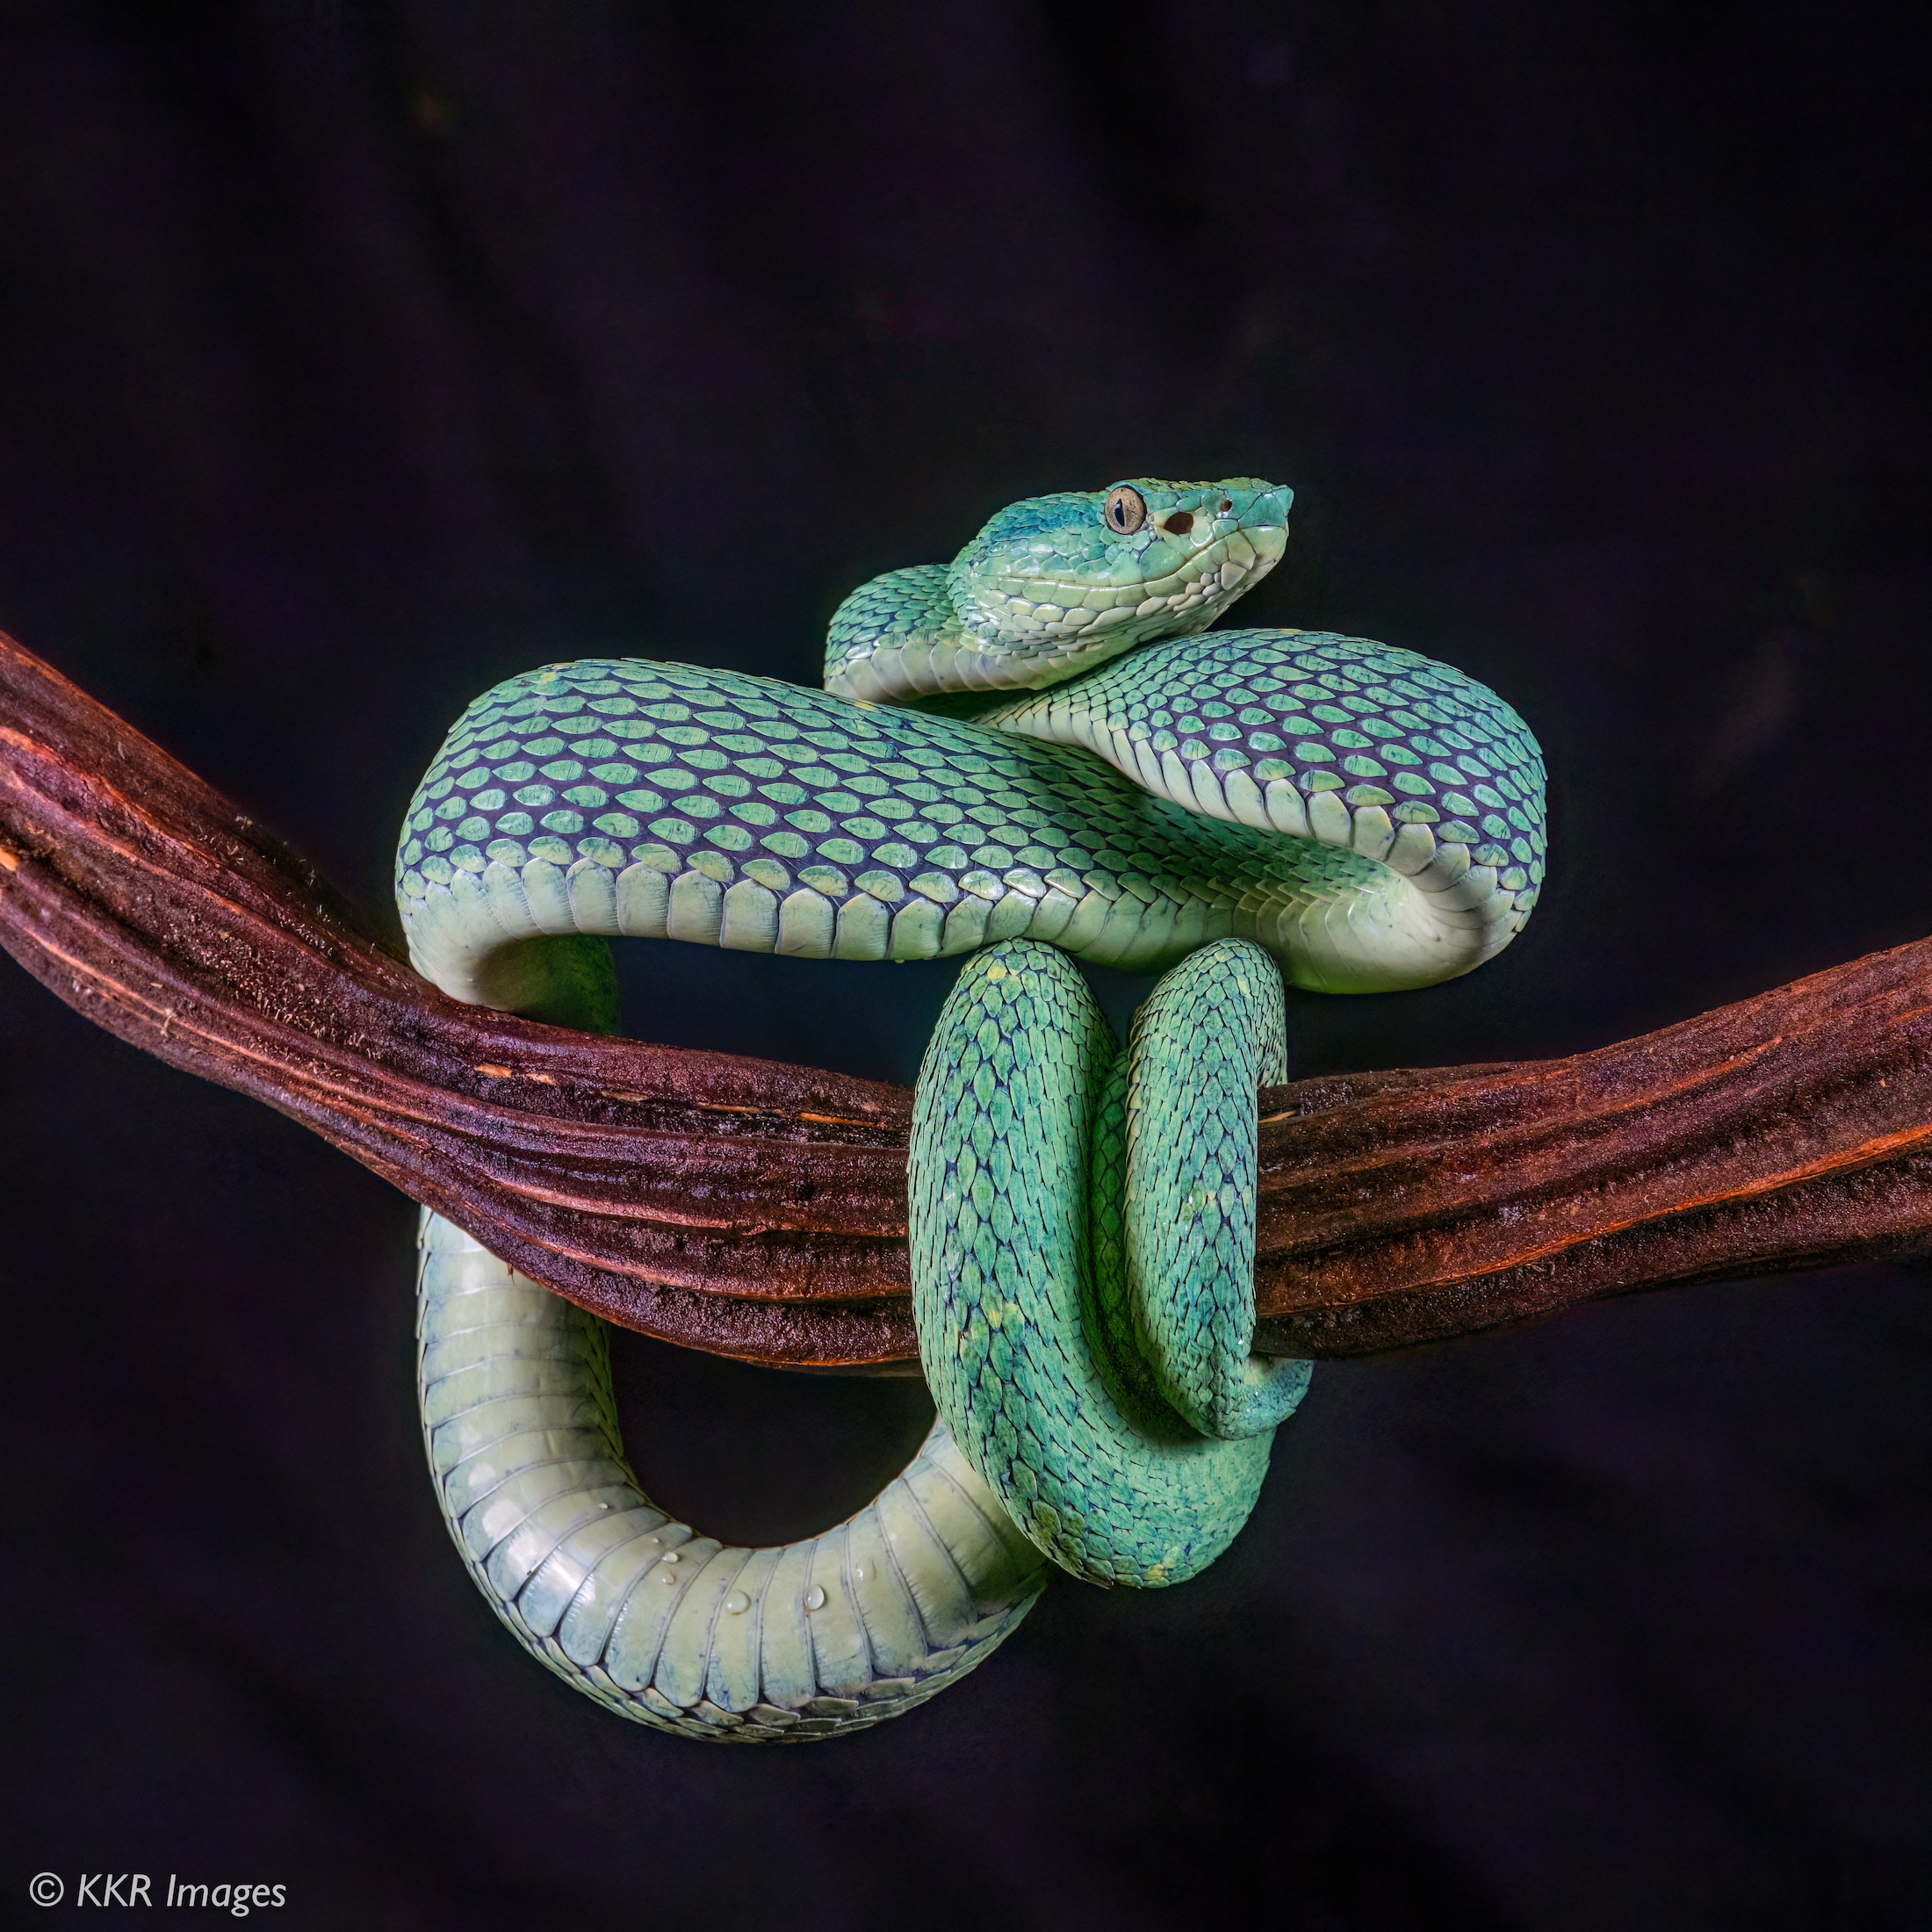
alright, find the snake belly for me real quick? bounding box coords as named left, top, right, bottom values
left=397, top=476, right=1546, bottom=1739
left=416, top=1210, right=1043, bottom=1740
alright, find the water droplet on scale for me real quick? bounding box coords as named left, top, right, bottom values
left=723, top=1590, right=750, bottom=1616
left=663, top=1550, right=680, bottom=1562
left=804, top=1585, right=826, bottom=1612
left=853, top=1565, right=867, bottom=1581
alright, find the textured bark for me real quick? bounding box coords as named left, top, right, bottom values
left=3, top=629, right=1928, bottom=1366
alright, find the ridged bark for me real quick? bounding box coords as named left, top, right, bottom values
left=4, top=630, right=1926, bottom=1366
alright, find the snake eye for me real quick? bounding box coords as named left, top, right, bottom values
left=1103, top=485, right=1147, bottom=535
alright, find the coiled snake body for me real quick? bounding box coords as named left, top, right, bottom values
left=400, top=478, right=1546, bottom=1740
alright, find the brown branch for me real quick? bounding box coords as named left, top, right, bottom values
left=3, top=629, right=1928, bottom=1368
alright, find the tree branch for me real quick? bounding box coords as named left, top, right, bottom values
left=4, top=630, right=1927, bottom=1367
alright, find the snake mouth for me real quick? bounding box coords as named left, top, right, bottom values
left=984, top=520, right=1289, bottom=626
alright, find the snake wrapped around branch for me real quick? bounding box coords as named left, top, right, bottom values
left=400, top=476, right=1546, bottom=1741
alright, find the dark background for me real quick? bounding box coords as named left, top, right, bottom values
left=1, top=3, right=1928, bottom=1926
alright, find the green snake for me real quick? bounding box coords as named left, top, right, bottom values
left=400, top=477, right=1546, bottom=1741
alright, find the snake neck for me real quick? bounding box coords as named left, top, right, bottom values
left=822, top=560, right=1222, bottom=707
left=824, top=563, right=1089, bottom=704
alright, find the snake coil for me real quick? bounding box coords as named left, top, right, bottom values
left=400, top=477, right=1546, bottom=1740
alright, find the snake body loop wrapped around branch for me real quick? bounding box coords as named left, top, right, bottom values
left=401, top=477, right=1546, bottom=1738
left=912, top=938, right=1307, bottom=1589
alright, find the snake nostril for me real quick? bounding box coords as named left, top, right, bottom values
left=1161, top=511, right=1194, bottom=536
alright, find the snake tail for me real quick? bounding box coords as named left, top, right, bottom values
left=1117, top=940, right=1310, bottom=1442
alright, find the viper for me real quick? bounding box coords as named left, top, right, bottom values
left=400, top=477, right=1545, bottom=1740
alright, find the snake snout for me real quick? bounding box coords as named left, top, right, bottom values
left=1214, top=478, right=1292, bottom=531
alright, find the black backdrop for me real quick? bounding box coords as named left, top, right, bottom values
left=2, top=4, right=1929, bottom=1927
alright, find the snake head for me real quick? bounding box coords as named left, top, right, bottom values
left=945, top=477, right=1292, bottom=687
left=824, top=478, right=1292, bottom=703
